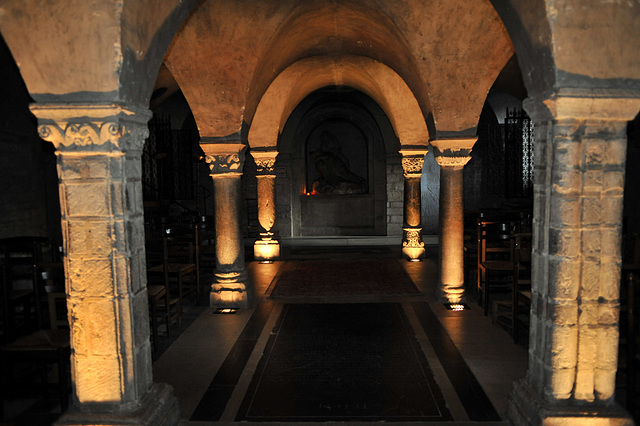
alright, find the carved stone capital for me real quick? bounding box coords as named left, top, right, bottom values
left=431, top=137, right=477, bottom=169
left=252, top=150, right=278, bottom=175
left=29, top=104, right=152, bottom=153
left=434, top=155, right=472, bottom=168
left=201, top=142, right=247, bottom=176
left=400, top=149, right=428, bottom=178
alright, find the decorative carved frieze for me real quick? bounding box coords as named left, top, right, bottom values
left=30, top=104, right=151, bottom=152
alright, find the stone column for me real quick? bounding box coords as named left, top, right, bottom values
left=507, top=93, right=640, bottom=425
left=252, top=150, right=280, bottom=262
left=30, top=104, right=179, bottom=425
left=400, top=149, right=428, bottom=261
left=431, top=138, right=476, bottom=304
left=201, top=142, right=251, bottom=309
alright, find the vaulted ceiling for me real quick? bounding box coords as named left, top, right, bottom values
left=162, top=0, right=513, bottom=141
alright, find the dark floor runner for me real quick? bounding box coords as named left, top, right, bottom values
left=287, top=246, right=392, bottom=259
left=269, top=259, right=420, bottom=298
left=236, top=303, right=452, bottom=422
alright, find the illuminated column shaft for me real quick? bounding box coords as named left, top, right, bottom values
left=508, top=94, right=640, bottom=425
left=435, top=154, right=471, bottom=303
left=400, top=150, right=427, bottom=260
left=31, top=105, right=179, bottom=425
left=213, top=176, right=245, bottom=274
left=404, top=176, right=421, bottom=227
left=202, top=143, right=250, bottom=309
left=257, top=175, right=276, bottom=232
left=431, top=138, right=476, bottom=303
left=252, top=150, right=280, bottom=261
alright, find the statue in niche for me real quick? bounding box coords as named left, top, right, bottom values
left=310, top=130, right=367, bottom=194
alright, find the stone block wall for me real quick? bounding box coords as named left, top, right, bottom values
left=275, top=154, right=293, bottom=238
left=386, top=155, right=404, bottom=236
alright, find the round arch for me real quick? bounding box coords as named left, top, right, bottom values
left=248, top=55, right=430, bottom=151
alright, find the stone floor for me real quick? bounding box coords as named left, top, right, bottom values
left=153, top=245, right=530, bottom=425
left=1, top=244, right=531, bottom=425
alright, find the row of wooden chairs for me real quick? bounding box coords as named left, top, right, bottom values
left=621, top=270, right=639, bottom=418
left=145, top=217, right=202, bottom=352
left=0, top=237, right=70, bottom=420
left=475, top=218, right=533, bottom=343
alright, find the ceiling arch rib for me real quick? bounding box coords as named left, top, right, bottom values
left=249, top=56, right=429, bottom=152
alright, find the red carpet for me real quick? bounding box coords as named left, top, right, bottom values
left=269, top=259, right=420, bottom=298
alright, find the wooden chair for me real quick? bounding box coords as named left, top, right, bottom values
left=148, top=221, right=200, bottom=307
left=198, top=216, right=217, bottom=270
left=146, top=220, right=194, bottom=345
left=0, top=275, right=70, bottom=421
left=477, top=220, right=517, bottom=316
left=511, top=232, right=532, bottom=343
left=146, top=282, right=177, bottom=352
left=0, top=237, right=48, bottom=342
left=34, top=262, right=67, bottom=330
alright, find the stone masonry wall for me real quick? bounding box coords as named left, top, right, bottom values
left=386, top=155, right=404, bottom=236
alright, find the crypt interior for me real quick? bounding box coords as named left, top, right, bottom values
left=0, top=1, right=640, bottom=425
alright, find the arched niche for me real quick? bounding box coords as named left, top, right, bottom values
left=278, top=87, right=397, bottom=237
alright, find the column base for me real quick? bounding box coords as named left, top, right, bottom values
left=508, top=379, right=633, bottom=426
left=210, top=282, right=250, bottom=310
left=438, top=284, right=466, bottom=304
left=254, top=236, right=280, bottom=262
left=55, top=383, right=180, bottom=426
left=402, top=227, right=425, bottom=261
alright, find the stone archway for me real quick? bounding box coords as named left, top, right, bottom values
left=279, top=88, right=390, bottom=237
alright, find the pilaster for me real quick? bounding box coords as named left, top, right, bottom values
left=507, top=92, right=640, bottom=426
left=252, top=150, right=280, bottom=262
left=400, top=149, right=428, bottom=261
left=30, top=103, right=179, bottom=425
left=201, top=142, right=251, bottom=309
left=432, top=138, right=475, bottom=303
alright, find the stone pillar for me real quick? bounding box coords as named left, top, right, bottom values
left=431, top=138, right=476, bottom=303
left=400, top=149, right=428, bottom=261
left=252, top=150, right=280, bottom=262
left=30, top=104, right=179, bottom=425
left=507, top=93, right=640, bottom=425
left=201, top=142, right=251, bottom=309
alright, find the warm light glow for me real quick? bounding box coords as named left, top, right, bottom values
left=444, top=303, right=469, bottom=311
left=254, top=238, right=280, bottom=261
left=402, top=227, right=425, bottom=261
left=215, top=308, right=238, bottom=314
left=211, top=280, right=249, bottom=310
left=220, top=291, right=236, bottom=303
